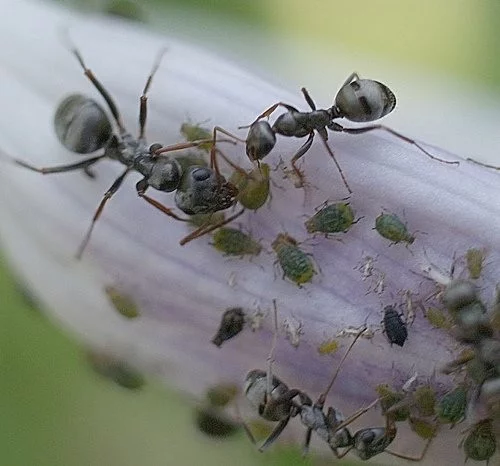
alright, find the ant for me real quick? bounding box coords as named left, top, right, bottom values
left=241, top=73, right=459, bottom=193
left=8, top=39, right=243, bottom=257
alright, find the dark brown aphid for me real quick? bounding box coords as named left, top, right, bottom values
left=211, top=307, right=246, bottom=347
left=86, top=351, right=145, bottom=390
left=383, top=305, right=408, bottom=347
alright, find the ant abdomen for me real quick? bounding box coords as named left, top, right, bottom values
left=335, top=79, right=396, bottom=122
left=54, top=94, right=112, bottom=154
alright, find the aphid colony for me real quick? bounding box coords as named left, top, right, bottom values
left=4, top=40, right=460, bottom=258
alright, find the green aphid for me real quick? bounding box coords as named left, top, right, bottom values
left=409, top=416, right=438, bottom=439
left=86, top=351, right=145, bottom=390
left=189, top=212, right=225, bottom=228
left=180, top=122, right=212, bottom=152
left=104, top=0, right=145, bottom=22
left=272, top=233, right=316, bottom=286
left=375, top=384, right=410, bottom=422
left=466, top=248, right=486, bottom=280
left=174, top=151, right=208, bottom=172
left=212, top=228, right=262, bottom=256
left=195, top=406, right=239, bottom=438
left=374, top=212, right=415, bottom=245
left=317, top=338, right=340, bottom=355
left=305, top=202, right=356, bottom=236
left=413, top=386, right=436, bottom=417
left=205, top=383, right=239, bottom=408
left=426, top=307, right=452, bottom=329
left=229, top=164, right=270, bottom=210
left=463, top=419, right=496, bottom=463
left=105, top=285, right=139, bottom=319
left=437, top=386, right=467, bottom=426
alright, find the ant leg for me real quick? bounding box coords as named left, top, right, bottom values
left=339, top=124, right=460, bottom=165
left=332, top=398, right=380, bottom=432
left=385, top=435, right=434, bottom=462
left=335, top=446, right=354, bottom=459
left=13, top=154, right=105, bottom=174
left=258, top=416, right=291, bottom=452
left=289, top=131, right=314, bottom=188
left=138, top=48, right=167, bottom=140
left=63, top=34, right=126, bottom=133
left=135, top=179, right=188, bottom=222
left=467, top=157, right=500, bottom=170
left=238, top=102, right=299, bottom=129
left=302, top=428, right=313, bottom=457
left=154, top=139, right=236, bottom=157
left=317, top=130, right=352, bottom=194
left=209, top=126, right=246, bottom=174
left=341, top=72, right=360, bottom=87
left=301, top=87, right=317, bottom=111
left=179, top=208, right=245, bottom=245
left=76, top=167, right=131, bottom=258
left=266, top=299, right=279, bottom=400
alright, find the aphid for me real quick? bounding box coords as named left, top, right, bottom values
left=211, top=227, right=262, bottom=257
left=436, top=386, right=467, bottom=427
left=462, top=419, right=496, bottom=463
left=413, top=385, right=436, bottom=417
left=283, top=316, right=303, bottom=348
left=229, top=163, right=271, bottom=211
left=317, top=338, right=340, bottom=355
left=304, top=201, right=357, bottom=236
left=180, top=121, right=212, bottom=150
left=425, top=306, right=452, bottom=329
left=408, top=417, right=438, bottom=440
left=272, top=233, right=316, bottom=286
left=104, top=285, right=139, bottom=319
left=86, top=351, right=145, bottom=390
left=205, top=383, right=239, bottom=408
left=383, top=305, right=408, bottom=347
left=466, top=248, right=486, bottom=280
left=453, top=301, right=492, bottom=344
left=195, top=407, right=239, bottom=438
left=374, top=212, right=415, bottom=245
left=375, top=384, right=410, bottom=422
left=441, top=279, right=478, bottom=312
left=241, top=73, right=458, bottom=193
left=211, top=307, right=246, bottom=347
left=9, top=41, right=241, bottom=256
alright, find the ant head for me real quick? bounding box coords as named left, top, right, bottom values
left=174, top=166, right=238, bottom=215
left=147, top=156, right=182, bottom=192
left=246, top=121, right=276, bottom=162
left=334, top=79, right=396, bottom=122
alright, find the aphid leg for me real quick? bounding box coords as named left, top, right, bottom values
left=338, top=124, right=459, bottom=165
left=467, top=158, right=500, bottom=170
left=13, top=154, right=105, bottom=174
left=135, top=178, right=188, bottom=222
left=316, top=130, right=352, bottom=194
left=238, top=103, right=300, bottom=129
left=64, top=36, right=126, bottom=133
left=179, top=208, right=245, bottom=246
left=76, top=167, right=131, bottom=258
left=138, top=47, right=167, bottom=140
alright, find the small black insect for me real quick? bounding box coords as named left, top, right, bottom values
left=383, top=305, right=408, bottom=347
left=211, top=307, right=246, bottom=347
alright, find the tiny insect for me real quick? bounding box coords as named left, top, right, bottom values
left=304, top=201, right=357, bottom=236
left=412, top=385, right=436, bottom=417
left=104, top=285, right=140, bottom=319
left=408, top=417, right=439, bottom=440
left=86, top=350, right=145, bottom=390
left=375, top=384, right=410, bottom=422
left=180, top=121, right=212, bottom=150
left=436, top=386, right=467, bottom=427
left=240, top=73, right=458, bottom=193
left=272, top=233, right=316, bottom=286
left=442, top=279, right=479, bottom=313
left=8, top=40, right=243, bottom=256
left=195, top=406, right=239, bottom=438
left=282, top=316, right=303, bottom=348
left=211, top=227, right=262, bottom=257
left=425, top=307, right=452, bottom=329
left=211, top=307, right=246, bottom=347
left=317, top=338, right=340, bottom=355
left=383, top=305, right=408, bottom=347
left=374, top=212, right=415, bottom=245
left=462, top=419, right=496, bottom=463
left=229, top=163, right=271, bottom=211
left=465, top=247, right=486, bottom=280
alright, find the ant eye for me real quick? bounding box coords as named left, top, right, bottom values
left=149, top=143, right=163, bottom=154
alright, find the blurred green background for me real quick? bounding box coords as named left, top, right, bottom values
left=2, top=0, right=500, bottom=465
